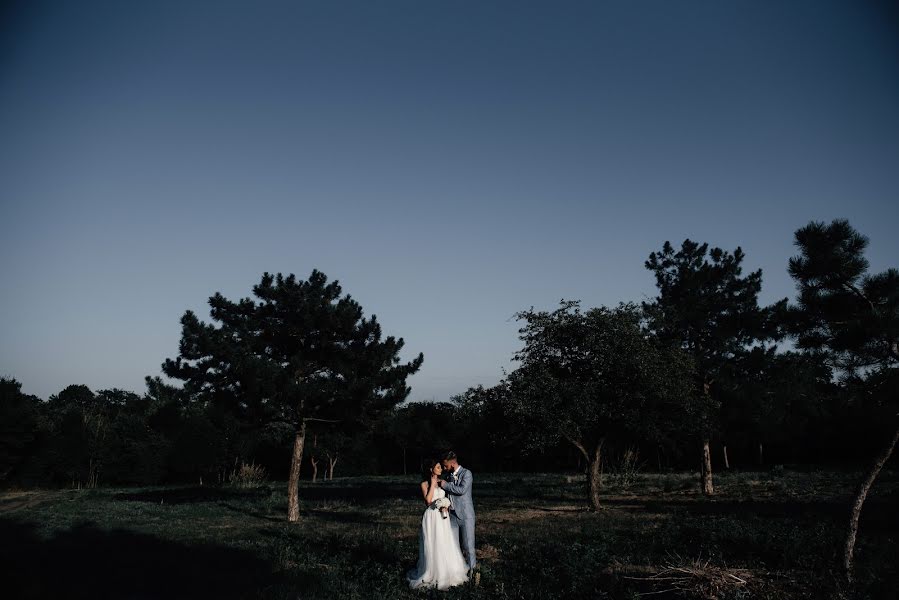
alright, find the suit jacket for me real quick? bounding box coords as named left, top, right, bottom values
left=442, top=466, right=475, bottom=520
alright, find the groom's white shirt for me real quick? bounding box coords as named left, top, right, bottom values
left=449, top=465, right=458, bottom=509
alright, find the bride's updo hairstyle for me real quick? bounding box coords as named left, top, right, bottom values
left=421, top=458, right=440, bottom=483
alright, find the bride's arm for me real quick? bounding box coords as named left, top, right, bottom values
left=420, top=476, right=439, bottom=505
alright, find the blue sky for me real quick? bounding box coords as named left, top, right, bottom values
left=2, top=1, right=897, bottom=401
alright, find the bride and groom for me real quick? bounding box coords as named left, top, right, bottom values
left=407, top=451, right=479, bottom=590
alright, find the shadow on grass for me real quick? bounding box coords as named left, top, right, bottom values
left=295, top=482, right=415, bottom=505
left=602, top=495, right=897, bottom=528
left=0, top=518, right=281, bottom=599
left=114, top=485, right=272, bottom=504
left=110, top=477, right=572, bottom=508
left=114, top=482, right=419, bottom=506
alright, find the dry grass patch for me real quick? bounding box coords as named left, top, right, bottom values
left=624, top=555, right=752, bottom=599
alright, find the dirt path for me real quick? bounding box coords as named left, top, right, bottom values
left=0, top=490, right=54, bottom=514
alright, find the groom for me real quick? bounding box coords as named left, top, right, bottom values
left=438, top=450, right=477, bottom=577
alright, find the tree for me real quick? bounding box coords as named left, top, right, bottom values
left=451, top=384, right=524, bottom=473
left=161, top=270, right=423, bottom=522
left=46, top=384, right=112, bottom=488
left=381, top=401, right=455, bottom=475
left=643, top=240, right=785, bottom=495
left=719, top=348, right=832, bottom=467
left=310, top=428, right=349, bottom=481
left=787, top=219, right=899, bottom=579
left=0, top=377, right=41, bottom=482
left=505, top=301, right=694, bottom=510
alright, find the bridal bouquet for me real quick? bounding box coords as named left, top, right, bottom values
left=433, top=497, right=451, bottom=518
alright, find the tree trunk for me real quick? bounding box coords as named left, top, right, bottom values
left=87, top=458, right=99, bottom=489
left=588, top=441, right=604, bottom=511
left=722, top=444, right=730, bottom=470
left=700, top=438, right=714, bottom=496
left=328, top=454, right=338, bottom=480
left=843, top=419, right=899, bottom=580
left=287, top=421, right=307, bottom=523
left=564, top=434, right=603, bottom=510
left=758, top=442, right=763, bottom=466
left=402, top=447, right=407, bottom=476
left=311, top=457, right=318, bottom=483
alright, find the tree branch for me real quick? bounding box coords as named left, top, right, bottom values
left=843, top=282, right=877, bottom=315
left=562, top=429, right=590, bottom=462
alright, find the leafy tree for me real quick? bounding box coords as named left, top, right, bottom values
left=47, top=384, right=95, bottom=412
left=643, top=240, right=785, bottom=495
left=505, top=301, right=694, bottom=510
left=45, top=384, right=113, bottom=488
left=142, top=375, right=236, bottom=484
left=719, top=348, right=832, bottom=467
left=312, top=428, right=350, bottom=480
left=451, top=384, right=524, bottom=473
left=381, top=401, right=455, bottom=475
left=95, top=388, right=142, bottom=411
left=161, top=270, right=423, bottom=521
left=787, top=219, right=899, bottom=579
left=0, top=377, right=41, bottom=482
left=101, top=412, right=169, bottom=485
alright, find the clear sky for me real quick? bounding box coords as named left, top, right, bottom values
left=2, top=1, right=897, bottom=402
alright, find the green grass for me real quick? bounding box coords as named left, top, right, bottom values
left=1, top=469, right=896, bottom=599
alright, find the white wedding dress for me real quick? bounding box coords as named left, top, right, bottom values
left=407, top=485, right=470, bottom=590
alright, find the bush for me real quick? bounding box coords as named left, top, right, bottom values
left=228, top=461, right=267, bottom=488
left=606, top=446, right=644, bottom=490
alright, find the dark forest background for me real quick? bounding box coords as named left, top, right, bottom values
left=0, top=364, right=893, bottom=487
left=2, top=218, right=895, bottom=492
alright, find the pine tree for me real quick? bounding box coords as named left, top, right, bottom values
left=162, top=270, right=423, bottom=522
left=643, top=240, right=786, bottom=495
left=787, top=219, right=899, bottom=579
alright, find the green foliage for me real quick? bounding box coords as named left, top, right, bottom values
left=644, top=240, right=785, bottom=372
left=379, top=401, right=456, bottom=473
left=161, top=269, right=424, bottom=432
left=604, top=446, right=644, bottom=490
left=0, top=377, right=41, bottom=481
left=788, top=218, right=899, bottom=371
left=643, top=239, right=786, bottom=437
left=719, top=349, right=836, bottom=454
left=504, top=301, right=695, bottom=453
left=100, top=412, right=169, bottom=485
left=451, top=384, right=525, bottom=471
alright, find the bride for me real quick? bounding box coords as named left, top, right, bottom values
left=407, top=458, right=470, bottom=590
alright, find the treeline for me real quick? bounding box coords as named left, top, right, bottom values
left=1, top=360, right=890, bottom=488
left=1, top=218, right=896, bottom=574
left=1, top=219, right=895, bottom=491
left=1, top=360, right=887, bottom=488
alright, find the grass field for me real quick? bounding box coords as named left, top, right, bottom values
left=1, top=469, right=896, bottom=599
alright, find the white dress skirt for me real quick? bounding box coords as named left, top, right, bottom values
left=406, top=486, right=470, bottom=590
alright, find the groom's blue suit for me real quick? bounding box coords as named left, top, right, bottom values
left=442, top=466, right=476, bottom=570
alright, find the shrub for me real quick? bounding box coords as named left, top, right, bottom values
left=228, top=461, right=267, bottom=488
left=606, top=446, right=645, bottom=490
